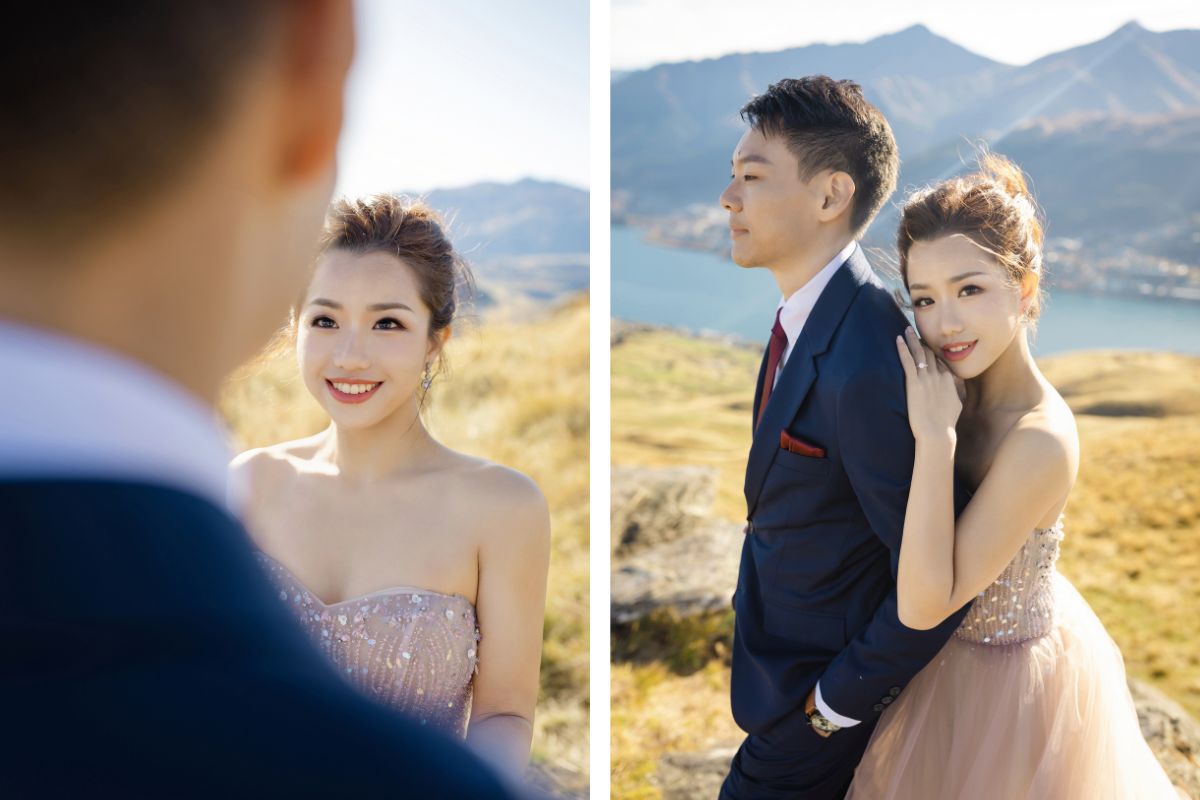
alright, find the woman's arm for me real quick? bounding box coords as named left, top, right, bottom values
left=466, top=469, right=551, bottom=779
left=895, top=328, right=1074, bottom=630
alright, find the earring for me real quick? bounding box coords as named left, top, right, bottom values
left=421, top=363, right=433, bottom=391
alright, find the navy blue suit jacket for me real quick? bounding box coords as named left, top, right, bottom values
left=0, top=480, right=524, bottom=798
left=730, top=245, right=972, bottom=736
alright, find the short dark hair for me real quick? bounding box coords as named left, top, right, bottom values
left=740, top=76, right=899, bottom=237
left=0, top=2, right=285, bottom=242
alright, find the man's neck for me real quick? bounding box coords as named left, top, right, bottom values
left=769, top=236, right=855, bottom=300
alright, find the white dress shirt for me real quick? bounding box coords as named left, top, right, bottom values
left=771, top=239, right=857, bottom=389
left=0, top=318, right=234, bottom=512
left=766, top=239, right=864, bottom=728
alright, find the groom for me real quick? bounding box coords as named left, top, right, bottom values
left=0, top=3, right=525, bottom=797
left=718, top=77, right=972, bottom=799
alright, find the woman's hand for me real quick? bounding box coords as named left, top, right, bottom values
left=896, top=326, right=962, bottom=444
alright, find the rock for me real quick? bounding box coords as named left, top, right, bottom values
left=524, top=760, right=588, bottom=800
left=1130, top=678, right=1200, bottom=798
left=611, top=521, right=742, bottom=624
left=652, top=679, right=1200, bottom=799
left=611, top=465, right=720, bottom=554
left=657, top=746, right=737, bottom=800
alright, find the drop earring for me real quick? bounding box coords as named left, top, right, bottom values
left=421, top=363, right=433, bottom=391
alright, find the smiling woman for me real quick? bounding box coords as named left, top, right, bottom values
left=229, top=194, right=551, bottom=780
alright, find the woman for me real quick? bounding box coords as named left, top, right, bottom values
left=230, top=195, right=551, bottom=779
left=845, top=156, right=1186, bottom=799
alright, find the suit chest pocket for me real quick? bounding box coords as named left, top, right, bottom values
left=772, top=448, right=832, bottom=477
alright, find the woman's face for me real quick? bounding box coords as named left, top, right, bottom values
left=298, top=249, right=439, bottom=429
left=906, top=234, right=1027, bottom=380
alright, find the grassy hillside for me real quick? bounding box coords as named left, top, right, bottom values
left=611, top=327, right=1200, bottom=800
left=218, top=298, right=589, bottom=791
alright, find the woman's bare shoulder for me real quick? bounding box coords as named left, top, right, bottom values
left=437, top=452, right=550, bottom=543
left=229, top=433, right=326, bottom=495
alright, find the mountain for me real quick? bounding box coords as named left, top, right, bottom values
left=892, top=110, right=1200, bottom=259
left=612, top=22, right=1200, bottom=266
left=612, top=24, right=1005, bottom=214
left=413, top=178, right=589, bottom=308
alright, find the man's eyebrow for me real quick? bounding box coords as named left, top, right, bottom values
left=908, top=271, right=987, bottom=291
left=732, top=154, right=771, bottom=166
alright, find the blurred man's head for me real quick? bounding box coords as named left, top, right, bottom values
left=0, top=1, right=355, bottom=403
left=720, top=76, right=897, bottom=284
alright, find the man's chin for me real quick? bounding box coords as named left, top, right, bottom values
left=729, top=245, right=759, bottom=268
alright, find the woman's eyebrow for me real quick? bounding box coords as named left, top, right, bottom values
left=909, top=271, right=986, bottom=291
left=306, top=298, right=413, bottom=312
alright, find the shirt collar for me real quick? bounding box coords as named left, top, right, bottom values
left=0, top=318, right=234, bottom=511
left=776, top=239, right=858, bottom=346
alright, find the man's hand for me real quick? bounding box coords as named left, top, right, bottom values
left=805, top=687, right=832, bottom=738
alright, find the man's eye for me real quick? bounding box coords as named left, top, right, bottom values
left=374, top=317, right=405, bottom=330
left=743, top=174, right=758, bottom=181
left=311, top=316, right=337, bottom=328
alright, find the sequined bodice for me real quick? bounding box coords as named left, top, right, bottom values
left=256, top=552, right=479, bottom=735
left=954, top=520, right=1065, bottom=645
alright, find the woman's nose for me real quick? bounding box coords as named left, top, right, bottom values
left=333, top=331, right=370, bottom=371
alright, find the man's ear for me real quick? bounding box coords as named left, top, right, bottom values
left=815, top=170, right=856, bottom=225
left=275, top=0, right=355, bottom=184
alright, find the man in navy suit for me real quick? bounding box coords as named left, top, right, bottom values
left=717, top=77, right=972, bottom=799
left=0, top=3, right=527, bottom=797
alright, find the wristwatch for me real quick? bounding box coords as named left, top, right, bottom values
left=805, top=691, right=841, bottom=737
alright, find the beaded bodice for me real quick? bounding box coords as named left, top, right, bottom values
left=954, top=520, right=1065, bottom=645
left=256, top=552, right=479, bottom=735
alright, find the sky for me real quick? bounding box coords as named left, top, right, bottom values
left=612, top=0, right=1200, bottom=71
left=334, top=0, right=589, bottom=199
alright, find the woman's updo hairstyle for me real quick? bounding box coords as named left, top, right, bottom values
left=897, top=152, right=1045, bottom=325
left=318, top=195, right=475, bottom=385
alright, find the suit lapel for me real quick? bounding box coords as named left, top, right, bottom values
left=750, top=345, right=770, bottom=433
left=743, top=245, right=875, bottom=516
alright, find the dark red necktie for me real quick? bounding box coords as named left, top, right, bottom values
left=756, top=309, right=788, bottom=430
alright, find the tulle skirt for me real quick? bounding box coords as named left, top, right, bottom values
left=846, top=572, right=1187, bottom=799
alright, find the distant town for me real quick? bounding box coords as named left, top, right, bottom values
left=613, top=202, right=1200, bottom=305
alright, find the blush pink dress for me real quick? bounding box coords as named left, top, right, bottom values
left=256, top=551, right=480, bottom=737
left=846, top=520, right=1188, bottom=799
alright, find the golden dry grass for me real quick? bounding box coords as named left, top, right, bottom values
left=218, top=298, right=589, bottom=790
left=611, top=330, right=1200, bottom=800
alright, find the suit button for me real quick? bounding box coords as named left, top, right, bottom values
left=744, top=521, right=755, bottom=535
left=889, top=687, right=901, bottom=696
left=881, top=697, right=893, bottom=705
left=873, top=704, right=884, bottom=712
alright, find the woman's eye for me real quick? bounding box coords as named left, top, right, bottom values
left=959, top=284, right=982, bottom=297
left=743, top=174, right=758, bottom=181
left=311, top=316, right=337, bottom=329
left=374, top=317, right=405, bottom=331
left=912, top=297, right=932, bottom=308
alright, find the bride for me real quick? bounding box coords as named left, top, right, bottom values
left=845, top=155, right=1187, bottom=799
left=230, top=195, right=551, bottom=779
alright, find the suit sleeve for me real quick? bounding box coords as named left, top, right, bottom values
left=817, top=360, right=972, bottom=722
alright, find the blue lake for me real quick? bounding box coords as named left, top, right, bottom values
left=612, top=226, right=1200, bottom=356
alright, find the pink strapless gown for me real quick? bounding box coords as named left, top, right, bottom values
left=846, top=521, right=1188, bottom=800
left=256, top=551, right=479, bottom=737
